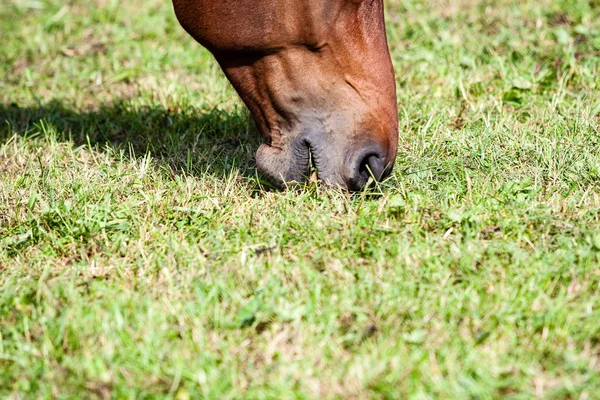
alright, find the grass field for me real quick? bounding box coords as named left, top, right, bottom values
left=2, top=0, right=600, bottom=398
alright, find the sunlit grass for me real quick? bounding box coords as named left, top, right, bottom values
left=1, top=0, right=600, bottom=397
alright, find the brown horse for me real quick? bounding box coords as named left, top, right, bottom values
left=172, top=0, right=398, bottom=190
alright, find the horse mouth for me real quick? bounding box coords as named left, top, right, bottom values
left=305, top=140, right=319, bottom=182
left=256, top=131, right=393, bottom=191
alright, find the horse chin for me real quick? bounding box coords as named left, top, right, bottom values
left=255, top=141, right=309, bottom=188
left=255, top=134, right=346, bottom=189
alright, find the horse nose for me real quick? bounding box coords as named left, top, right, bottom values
left=343, top=143, right=392, bottom=191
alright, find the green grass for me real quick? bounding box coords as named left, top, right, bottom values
left=1, top=0, right=600, bottom=398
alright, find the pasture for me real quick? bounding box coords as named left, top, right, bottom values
left=1, top=0, right=600, bottom=397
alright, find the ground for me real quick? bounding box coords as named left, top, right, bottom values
left=1, top=0, right=600, bottom=398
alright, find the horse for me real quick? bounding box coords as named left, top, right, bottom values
left=172, top=0, right=398, bottom=190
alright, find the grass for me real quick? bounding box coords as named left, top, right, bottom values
left=1, top=0, right=600, bottom=398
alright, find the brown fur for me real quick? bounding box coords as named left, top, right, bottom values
left=173, top=0, right=398, bottom=190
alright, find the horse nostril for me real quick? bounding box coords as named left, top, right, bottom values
left=344, top=145, right=391, bottom=191
left=360, top=154, right=385, bottom=181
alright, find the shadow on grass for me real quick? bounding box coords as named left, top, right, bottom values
left=0, top=100, right=272, bottom=188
